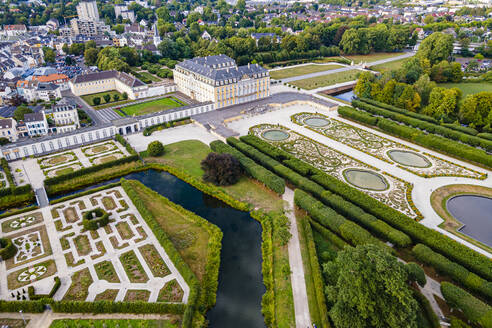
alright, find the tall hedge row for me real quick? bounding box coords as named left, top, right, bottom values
left=353, top=99, right=492, bottom=154
left=338, top=106, right=378, bottom=126
left=301, top=216, right=331, bottom=328
left=358, top=97, right=439, bottom=123
left=413, top=244, right=492, bottom=302
left=0, top=158, right=35, bottom=209
left=309, top=218, right=349, bottom=250
left=441, top=282, right=492, bottom=328
left=0, top=300, right=46, bottom=312
left=0, top=238, right=17, bottom=260
left=115, top=134, right=137, bottom=155
left=319, top=190, right=411, bottom=247
left=50, top=300, right=185, bottom=314
left=294, top=189, right=389, bottom=250
left=209, top=140, right=285, bottom=194
left=240, top=134, right=492, bottom=281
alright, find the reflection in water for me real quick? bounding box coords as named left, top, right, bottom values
left=447, top=195, right=492, bottom=247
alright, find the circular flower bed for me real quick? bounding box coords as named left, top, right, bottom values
left=0, top=237, right=17, bottom=261
left=82, top=208, right=110, bottom=230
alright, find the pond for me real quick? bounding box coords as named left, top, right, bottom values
left=334, top=90, right=354, bottom=102
left=447, top=195, right=492, bottom=247
left=343, top=169, right=389, bottom=191
left=50, top=170, right=266, bottom=328
left=262, top=129, right=290, bottom=141
left=304, top=117, right=330, bottom=127
left=387, top=150, right=431, bottom=168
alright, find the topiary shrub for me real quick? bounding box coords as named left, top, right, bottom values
left=0, top=238, right=17, bottom=260
left=405, top=262, right=426, bottom=287
left=201, top=152, right=242, bottom=186
left=147, top=140, right=165, bottom=157
left=82, top=208, right=109, bottom=230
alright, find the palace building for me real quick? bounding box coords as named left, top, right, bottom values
left=173, top=55, right=270, bottom=108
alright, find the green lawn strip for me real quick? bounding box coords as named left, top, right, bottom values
left=345, top=52, right=404, bottom=63
left=290, top=70, right=361, bottom=90
left=138, top=71, right=161, bottom=82
left=49, top=319, right=178, bottom=328
left=93, top=99, right=134, bottom=110
left=145, top=140, right=285, bottom=212
left=270, top=64, right=341, bottom=80
left=438, top=82, right=492, bottom=98
left=120, top=97, right=184, bottom=116
left=81, top=90, right=124, bottom=107
left=371, top=57, right=409, bottom=72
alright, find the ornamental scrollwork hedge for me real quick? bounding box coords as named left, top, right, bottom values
left=82, top=208, right=110, bottom=230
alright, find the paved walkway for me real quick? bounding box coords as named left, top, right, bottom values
left=282, top=188, right=311, bottom=327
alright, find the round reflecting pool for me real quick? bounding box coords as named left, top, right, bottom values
left=343, top=169, right=389, bottom=191
left=262, top=130, right=290, bottom=141
left=304, top=117, right=330, bottom=127
left=447, top=195, right=492, bottom=247
left=387, top=150, right=431, bottom=168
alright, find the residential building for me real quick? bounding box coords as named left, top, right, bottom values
left=53, top=100, right=80, bottom=133
left=69, top=70, right=149, bottom=100
left=70, top=19, right=110, bottom=37
left=46, top=19, right=59, bottom=31
left=77, top=0, right=100, bottom=21
left=0, top=25, right=28, bottom=37
left=36, top=83, right=62, bottom=101
left=24, top=111, right=48, bottom=136
left=173, top=55, right=270, bottom=108
left=32, top=73, right=70, bottom=90
left=0, top=118, right=18, bottom=142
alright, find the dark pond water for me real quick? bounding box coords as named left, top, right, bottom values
left=50, top=170, right=266, bottom=328
left=334, top=90, right=354, bottom=102
left=447, top=195, right=492, bottom=247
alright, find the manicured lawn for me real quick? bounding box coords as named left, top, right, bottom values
left=290, top=70, right=361, bottom=90
left=50, top=319, right=178, bottom=328
left=127, top=180, right=210, bottom=281
left=145, top=140, right=285, bottom=212
left=269, top=64, right=342, bottom=80
left=439, top=82, right=492, bottom=98
left=118, top=97, right=184, bottom=117
left=371, top=57, right=409, bottom=72
left=55, top=166, right=75, bottom=176
left=81, top=90, right=124, bottom=107
left=138, top=71, right=161, bottom=82
left=345, top=52, right=404, bottom=63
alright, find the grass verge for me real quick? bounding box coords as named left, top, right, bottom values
left=290, top=70, right=360, bottom=90
left=270, top=64, right=341, bottom=80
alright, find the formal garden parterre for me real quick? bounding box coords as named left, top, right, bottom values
left=292, top=112, right=487, bottom=180
left=0, top=187, right=189, bottom=304
left=249, top=123, right=420, bottom=218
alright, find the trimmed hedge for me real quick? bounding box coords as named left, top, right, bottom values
left=0, top=237, right=17, bottom=260
left=405, top=262, right=426, bottom=287
left=50, top=182, right=121, bottom=205
left=82, top=208, right=110, bottom=230
left=309, top=218, right=349, bottom=250
left=442, top=123, right=479, bottom=136
left=143, top=118, right=191, bottom=136
left=0, top=205, right=39, bottom=219
left=302, top=216, right=331, bottom=328
left=294, top=189, right=389, bottom=250
left=358, top=97, right=438, bottom=123
left=318, top=191, right=411, bottom=247
left=28, top=276, right=61, bottom=300
left=441, top=282, right=492, bottom=327
left=413, top=244, right=492, bottom=302
left=412, top=288, right=440, bottom=328
left=0, top=158, right=35, bottom=210
left=115, top=134, right=137, bottom=155
left=210, top=140, right=285, bottom=194
left=241, top=134, right=492, bottom=281
left=353, top=99, right=492, bottom=157
left=338, top=106, right=378, bottom=126
left=0, top=299, right=46, bottom=312
left=478, top=133, right=492, bottom=141
left=50, top=300, right=185, bottom=314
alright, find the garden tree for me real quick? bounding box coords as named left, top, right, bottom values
left=113, top=94, right=120, bottom=102
left=112, top=24, right=124, bottom=34
left=156, top=6, right=171, bottom=22
left=84, top=48, right=99, bottom=66
left=92, top=97, right=101, bottom=106
left=323, top=245, right=419, bottom=328
left=147, top=140, right=165, bottom=156
left=0, top=137, right=9, bottom=145
left=458, top=92, right=492, bottom=128
left=69, top=43, right=85, bottom=56
left=354, top=72, right=374, bottom=99
left=430, top=61, right=463, bottom=83
left=368, top=24, right=388, bottom=52
left=85, top=40, right=96, bottom=50
left=422, top=87, right=462, bottom=119
left=417, top=32, right=454, bottom=65
left=339, top=28, right=362, bottom=54
left=387, top=25, right=411, bottom=51
left=379, top=79, right=396, bottom=104
left=13, top=106, right=33, bottom=121
left=103, top=94, right=111, bottom=103
left=65, top=56, right=75, bottom=66
left=395, top=85, right=421, bottom=112
left=62, top=43, right=69, bottom=54
left=201, top=152, right=242, bottom=186
left=122, top=92, right=128, bottom=100
left=413, top=74, right=436, bottom=106
left=42, top=46, right=55, bottom=63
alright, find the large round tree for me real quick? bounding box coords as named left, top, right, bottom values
left=323, top=244, right=419, bottom=328
left=201, top=152, right=242, bottom=186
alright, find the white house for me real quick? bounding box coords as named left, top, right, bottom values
left=0, top=118, right=18, bottom=142
left=24, top=112, right=49, bottom=137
